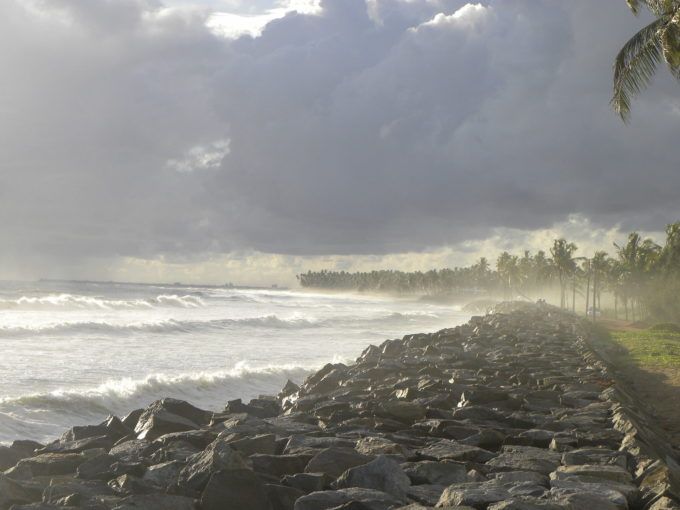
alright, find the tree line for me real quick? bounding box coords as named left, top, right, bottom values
left=298, top=221, right=680, bottom=323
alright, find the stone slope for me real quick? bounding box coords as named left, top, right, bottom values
left=1, top=303, right=679, bottom=509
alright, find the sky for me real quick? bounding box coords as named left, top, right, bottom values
left=1, top=0, right=679, bottom=286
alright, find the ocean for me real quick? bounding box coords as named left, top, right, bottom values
left=0, top=280, right=469, bottom=444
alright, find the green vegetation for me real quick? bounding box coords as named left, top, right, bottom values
left=609, top=327, right=680, bottom=367
left=299, top=221, right=680, bottom=323
left=612, top=0, right=680, bottom=121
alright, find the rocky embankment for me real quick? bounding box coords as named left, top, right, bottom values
left=1, top=303, right=679, bottom=509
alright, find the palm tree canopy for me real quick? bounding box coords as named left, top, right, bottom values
left=612, top=0, right=680, bottom=121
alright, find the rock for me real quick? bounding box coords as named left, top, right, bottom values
left=228, top=433, right=278, bottom=456
left=377, top=402, right=425, bottom=424
left=0, top=445, right=23, bottom=470
left=142, top=460, right=184, bottom=488
left=178, top=439, right=248, bottom=492
left=550, top=464, right=632, bottom=485
left=108, top=474, right=157, bottom=495
left=135, top=399, right=209, bottom=441
left=355, top=437, right=412, bottom=458
left=111, top=494, right=196, bottom=509
left=16, top=453, right=84, bottom=476
left=109, top=439, right=157, bottom=464
left=435, top=481, right=511, bottom=508
left=0, top=473, right=38, bottom=507
left=293, top=488, right=405, bottom=510
left=486, top=446, right=561, bottom=475
left=491, top=471, right=549, bottom=487
left=251, top=454, right=313, bottom=478
left=282, top=472, right=332, bottom=493
left=266, top=483, right=306, bottom=510
left=286, top=435, right=356, bottom=455
left=405, top=484, right=446, bottom=506
left=401, top=461, right=467, bottom=486
left=42, top=479, right=115, bottom=504
left=201, top=469, right=273, bottom=510
left=418, top=440, right=496, bottom=464
left=305, top=447, right=372, bottom=478
left=487, top=498, right=566, bottom=509
left=77, top=453, right=141, bottom=481
left=334, top=456, right=410, bottom=500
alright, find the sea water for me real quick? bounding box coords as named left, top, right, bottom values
left=0, top=280, right=469, bottom=443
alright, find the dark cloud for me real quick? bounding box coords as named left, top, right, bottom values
left=0, top=0, right=678, bottom=278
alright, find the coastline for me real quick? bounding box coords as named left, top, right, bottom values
left=1, top=303, right=678, bottom=509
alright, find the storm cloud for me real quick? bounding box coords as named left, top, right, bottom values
left=0, top=0, right=679, bottom=281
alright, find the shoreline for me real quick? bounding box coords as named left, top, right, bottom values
left=1, top=303, right=679, bottom=509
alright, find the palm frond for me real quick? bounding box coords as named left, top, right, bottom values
left=629, top=0, right=680, bottom=16
left=612, top=17, right=669, bottom=121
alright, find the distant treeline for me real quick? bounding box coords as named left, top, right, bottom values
left=298, top=221, right=680, bottom=323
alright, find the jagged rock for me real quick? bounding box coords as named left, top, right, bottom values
left=16, top=453, right=84, bottom=476
left=111, top=494, right=196, bottom=509
left=491, top=471, right=549, bottom=487
left=486, top=446, right=561, bottom=475
left=282, top=472, right=332, bottom=493
left=355, top=437, right=412, bottom=458
left=109, top=439, right=157, bottom=464
left=418, top=440, right=496, bottom=463
left=405, top=484, right=446, bottom=505
left=436, top=481, right=511, bottom=507
left=305, top=447, right=372, bottom=478
left=401, top=461, right=467, bottom=486
left=293, top=488, right=404, bottom=510
left=135, top=399, right=210, bottom=441
left=178, top=439, right=248, bottom=492
left=42, top=479, right=115, bottom=505
left=0, top=445, right=23, bottom=470
left=201, top=469, right=273, bottom=510
left=142, top=460, right=184, bottom=488
left=377, top=402, right=425, bottom=424
left=108, top=474, right=157, bottom=495
left=227, top=433, right=278, bottom=456
left=334, top=456, right=410, bottom=500
left=550, top=464, right=632, bottom=485
left=266, top=483, right=306, bottom=510
left=0, top=473, right=38, bottom=507
left=487, top=498, right=567, bottom=509
left=77, top=453, right=142, bottom=481
left=286, top=435, right=356, bottom=455
left=549, top=485, right=628, bottom=509
left=251, top=453, right=313, bottom=478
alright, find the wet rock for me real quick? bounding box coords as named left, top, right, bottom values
left=201, top=469, right=273, bottom=510
left=355, top=437, right=412, bottom=458
left=227, top=433, right=278, bottom=456
left=377, top=402, right=425, bottom=424
left=285, top=435, right=356, bottom=455
left=142, top=460, right=184, bottom=488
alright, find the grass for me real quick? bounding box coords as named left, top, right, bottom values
left=608, top=328, right=680, bottom=367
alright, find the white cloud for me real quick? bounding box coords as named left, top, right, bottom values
left=167, top=139, right=231, bottom=173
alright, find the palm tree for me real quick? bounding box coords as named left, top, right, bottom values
left=612, top=0, right=680, bottom=121
left=550, top=239, right=578, bottom=309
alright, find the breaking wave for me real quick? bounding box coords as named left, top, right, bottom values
left=0, top=363, right=316, bottom=444
left=0, top=311, right=443, bottom=337
left=0, top=293, right=206, bottom=311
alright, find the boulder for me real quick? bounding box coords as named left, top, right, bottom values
left=401, top=461, right=467, bottom=486
left=179, top=440, right=248, bottom=492
left=266, top=483, right=306, bottom=510
left=251, top=453, right=313, bottom=478
left=305, top=447, right=372, bottom=478
left=418, top=440, right=496, bottom=463
left=201, top=469, right=273, bottom=510
left=0, top=473, right=38, bottom=507
left=16, top=453, right=84, bottom=476
left=293, top=488, right=404, bottom=510
left=334, top=456, right=410, bottom=500
left=111, top=494, right=196, bottom=509
left=135, top=399, right=209, bottom=441
left=435, top=481, right=510, bottom=508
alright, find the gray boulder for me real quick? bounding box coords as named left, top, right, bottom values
left=201, top=469, right=273, bottom=510
left=334, top=456, right=410, bottom=500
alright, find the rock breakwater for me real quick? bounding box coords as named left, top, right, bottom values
left=1, top=303, right=679, bottom=509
